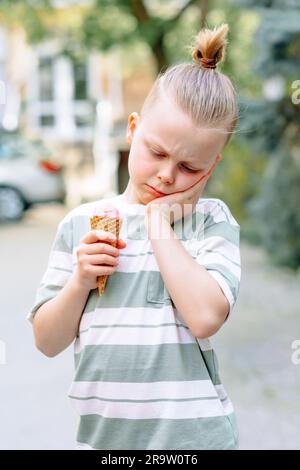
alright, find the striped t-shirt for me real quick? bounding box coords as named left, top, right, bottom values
left=28, top=194, right=241, bottom=450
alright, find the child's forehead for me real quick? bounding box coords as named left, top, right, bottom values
left=144, top=97, right=194, bottom=128
left=141, top=103, right=222, bottom=142
left=139, top=97, right=227, bottom=155
left=142, top=123, right=226, bottom=153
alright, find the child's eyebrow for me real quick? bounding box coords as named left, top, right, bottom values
left=144, top=137, right=206, bottom=170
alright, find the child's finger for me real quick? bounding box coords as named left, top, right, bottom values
left=117, top=239, right=127, bottom=248
left=80, top=230, right=117, bottom=245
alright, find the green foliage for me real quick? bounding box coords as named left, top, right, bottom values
left=247, top=148, right=300, bottom=269
left=234, top=0, right=300, bottom=268
left=205, top=138, right=267, bottom=223
left=253, top=9, right=300, bottom=79
left=235, top=0, right=299, bottom=7
left=82, top=6, right=137, bottom=51
left=0, top=0, right=53, bottom=43
left=238, top=98, right=289, bottom=154
left=163, top=6, right=202, bottom=65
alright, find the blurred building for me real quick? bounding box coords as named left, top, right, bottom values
left=0, top=24, right=155, bottom=201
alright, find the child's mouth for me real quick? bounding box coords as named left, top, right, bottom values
left=146, top=185, right=168, bottom=197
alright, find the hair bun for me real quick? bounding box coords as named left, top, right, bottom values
left=192, top=24, right=229, bottom=70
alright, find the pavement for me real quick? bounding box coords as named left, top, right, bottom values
left=0, top=203, right=299, bottom=449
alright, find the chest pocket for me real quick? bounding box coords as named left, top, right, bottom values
left=147, top=271, right=171, bottom=304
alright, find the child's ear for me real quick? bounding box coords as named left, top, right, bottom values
left=126, top=112, right=140, bottom=145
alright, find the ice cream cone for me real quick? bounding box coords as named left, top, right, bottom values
left=90, top=205, right=122, bottom=296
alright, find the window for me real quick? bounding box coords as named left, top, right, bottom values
left=74, top=62, right=87, bottom=101
left=39, top=56, right=54, bottom=101
left=39, top=115, right=55, bottom=127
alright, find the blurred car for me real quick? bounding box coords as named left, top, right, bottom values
left=0, top=135, right=66, bottom=221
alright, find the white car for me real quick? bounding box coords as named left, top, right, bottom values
left=0, top=136, right=66, bottom=221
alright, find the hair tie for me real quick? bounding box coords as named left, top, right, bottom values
left=200, top=57, right=217, bottom=70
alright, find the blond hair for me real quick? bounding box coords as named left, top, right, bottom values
left=141, top=24, right=238, bottom=142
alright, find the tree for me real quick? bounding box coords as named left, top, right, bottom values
left=82, top=0, right=193, bottom=72
left=235, top=0, right=300, bottom=269
left=0, top=0, right=213, bottom=73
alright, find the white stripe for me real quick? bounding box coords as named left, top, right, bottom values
left=197, top=236, right=240, bottom=263
left=72, top=238, right=207, bottom=272
left=74, top=324, right=195, bottom=354
left=72, top=237, right=159, bottom=273
left=72, top=240, right=152, bottom=270
left=62, top=198, right=122, bottom=224
left=69, top=396, right=227, bottom=419
left=76, top=442, right=94, bottom=450
left=49, top=250, right=73, bottom=271
left=41, top=268, right=70, bottom=287
left=208, top=271, right=235, bottom=312
left=69, top=380, right=218, bottom=401
left=196, top=338, right=213, bottom=351
left=62, top=196, right=217, bottom=226
left=79, top=306, right=188, bottom=331
left=220, top=396, right=234, bottom=415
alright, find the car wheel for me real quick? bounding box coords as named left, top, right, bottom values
left=0, top=186, right=26, bottom=221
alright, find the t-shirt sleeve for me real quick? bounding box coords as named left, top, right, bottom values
left=194, top=199, right=241, bottom=318
left=27, top=213, right=74, bottom=324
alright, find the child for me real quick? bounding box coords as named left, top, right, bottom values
left=28, top=24, right=241, bottom=450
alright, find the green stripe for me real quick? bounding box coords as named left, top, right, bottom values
left=32, top=284, right=63, bottom=313
left=52, top=230, right=73, bottom=254
left=74, top=343, right=214, bottom=382
left=79, top=322, right=189, bottom=334
left=69, top=395, right=219, bottom=403
left=80, top=266, right=238, bottom=313
left=30, top=296, right=55, bottom=315
left=75, top=413, right=238, bottom=450
left=203, top=218, right=240, bottom=246
left=200, top=349, right=222, bottom=386
left=82, top=271, right=173, bottom=311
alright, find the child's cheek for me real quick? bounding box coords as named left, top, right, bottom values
left=132, top=156, right=153, bottom=180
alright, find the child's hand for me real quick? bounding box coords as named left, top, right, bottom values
left=74, top=230, right=127, bottom=290
left=146, top=173, right=209, bottom=225
left=146, top=156, right=220, bottom=225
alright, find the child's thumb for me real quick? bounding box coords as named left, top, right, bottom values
left=117, top=239, right=127, bottom=248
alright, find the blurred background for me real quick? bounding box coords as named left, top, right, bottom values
left=0, top=0, right=299, bottom=450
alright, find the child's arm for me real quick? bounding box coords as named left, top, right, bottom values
left=33, top=230, right=126, bottom=357
left=32, top=274, right=90, bottom=357
left=147, top=209, right=230, bottom=339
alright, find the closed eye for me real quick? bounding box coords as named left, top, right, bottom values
left=149, top=149, right=200, bottom=174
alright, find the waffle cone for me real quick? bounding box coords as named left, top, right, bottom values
left=90, top=215, right=121, bottom=296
